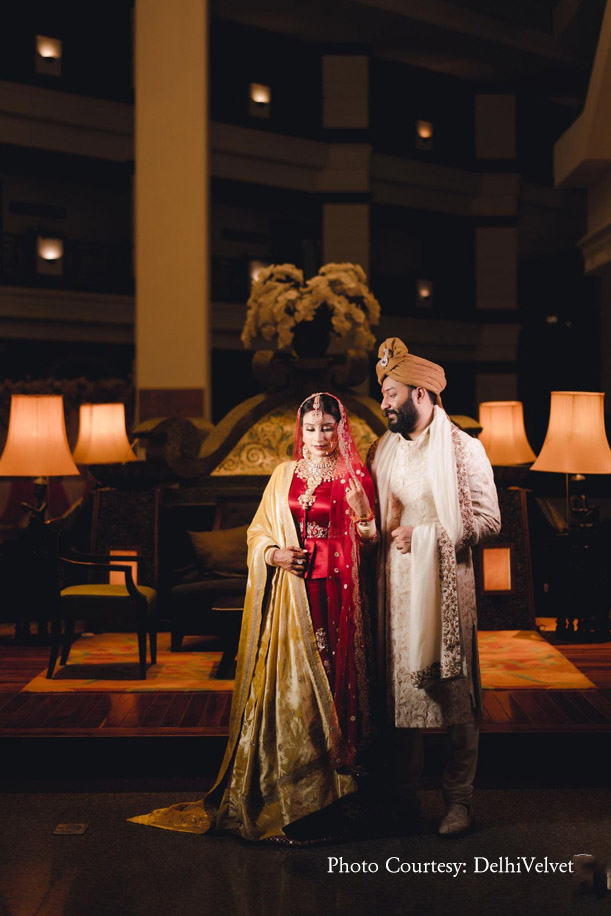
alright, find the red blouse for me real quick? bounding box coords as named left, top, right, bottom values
left=288, top=477, right=350, bottom=580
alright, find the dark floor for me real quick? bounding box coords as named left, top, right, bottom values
left=1, top=786, right=609, bottom=916
left=3, top=629, right=611, bottom=914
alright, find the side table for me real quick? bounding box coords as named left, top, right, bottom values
left=553, top=527, right=610, bottom=641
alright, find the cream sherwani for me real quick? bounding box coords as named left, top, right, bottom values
left=372, top=416, right=501, bottom=729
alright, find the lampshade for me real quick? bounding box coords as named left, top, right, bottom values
left=72, top=403, right=137, bottom=465
left=478, top=401, right=536, bottom=466
left=0, top=394, right=79, bottom=477
left=531, top=391, right=611, bottom=474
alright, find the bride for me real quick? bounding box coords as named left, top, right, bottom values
left=130, top=392, right=377, bottom=842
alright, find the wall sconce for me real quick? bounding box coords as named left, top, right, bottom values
left=478, top=401, right=536, bottom=466
left=249, top=83, right=271, bottom=118
left=531, top=391, right=611, bottom=528
left=37, top=237, right=64, bottom=276
left=416, top=279, right=433, bottom=307
left=415, top=119, right=433, bottom=150
left=35, top=35, right=62, bottom=76
left=73, top=403, right=138, bottom=466
left=249, top=260, right=270, bottom=284
left=0, top=394, right=79, bottom=523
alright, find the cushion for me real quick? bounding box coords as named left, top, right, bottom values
left=60, top=584, right=157, bottom=613
left=171, top=577, right=248, bottom=599
left=187, top=525, right=249, bottom=578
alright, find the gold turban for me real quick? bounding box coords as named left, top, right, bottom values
left=376, top=337, right=446, bottom=402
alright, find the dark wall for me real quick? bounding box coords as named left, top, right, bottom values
left=371, top=204, right=475, bottom=319
left=1, top=1, right=134, bottom=102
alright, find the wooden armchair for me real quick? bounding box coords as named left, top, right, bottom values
left=47, top=553, right=158, bottom=679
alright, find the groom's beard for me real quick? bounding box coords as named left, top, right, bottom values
left=385, top=395, right=418, bottom=436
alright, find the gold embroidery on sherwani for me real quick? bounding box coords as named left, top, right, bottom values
left=408, top=424, right=475, bottom=689
left=436, top=527, right=463, bottom=680
left=451, top=422, right=476, bottom=548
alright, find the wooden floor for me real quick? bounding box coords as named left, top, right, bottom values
left=2, top=637, right=611, bottom=736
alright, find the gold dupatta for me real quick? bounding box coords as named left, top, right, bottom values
left=128, top=461, right=355, bottom=839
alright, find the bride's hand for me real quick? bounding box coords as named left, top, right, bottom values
left=345, top=477, right=371, bottom=519
left=271, top=546, right=309, bottom=576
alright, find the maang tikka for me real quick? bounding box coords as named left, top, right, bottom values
left=310, top=394, right=323, bottom=423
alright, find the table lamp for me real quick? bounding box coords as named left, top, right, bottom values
left=475, top=400, right=537, bottom=626
left=73, top=403, right=137, bottom=465
left=479, top=401, right=536, bottom=466
left=72, top=403, right=139, bottom=584
left=0, top=394, right=80, bottom=523
left=530, top=391, right=611, bottom=528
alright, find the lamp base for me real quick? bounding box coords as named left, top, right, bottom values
left=22, top=476, right=49, bottom=527
left=569, top=474, right=599, bottom=530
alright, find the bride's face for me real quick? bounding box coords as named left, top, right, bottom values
left=301, top=411, right=338, bottom=457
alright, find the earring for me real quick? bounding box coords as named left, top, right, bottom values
left=302, top=444, right=311, bottom=460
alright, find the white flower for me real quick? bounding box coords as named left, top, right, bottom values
left=241, top=261, right=380, bottom=351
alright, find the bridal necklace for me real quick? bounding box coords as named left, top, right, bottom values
left=295, top=450, right=338, bottom=510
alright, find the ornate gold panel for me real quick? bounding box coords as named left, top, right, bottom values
left=212, top=406, right=378, bottom=476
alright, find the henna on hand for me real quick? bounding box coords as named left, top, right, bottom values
left=272, top=546, right=309, bottom=577
left=345, top=477, right=371, bottom=519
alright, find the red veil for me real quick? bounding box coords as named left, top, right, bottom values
left=293, top=393, right=376, bottom=764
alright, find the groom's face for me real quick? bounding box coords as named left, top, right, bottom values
left=381, top=379, right=418, bottom=435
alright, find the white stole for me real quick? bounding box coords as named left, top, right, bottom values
left=373, top=406, right=464, bottom=687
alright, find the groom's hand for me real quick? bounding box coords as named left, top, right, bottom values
left=391, top=526, right=414, bottom=554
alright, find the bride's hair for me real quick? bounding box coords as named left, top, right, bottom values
left=299, top=393, right=341, bottom=424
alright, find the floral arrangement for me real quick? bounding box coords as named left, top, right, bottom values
left=241, top=262, right=381, bottom=352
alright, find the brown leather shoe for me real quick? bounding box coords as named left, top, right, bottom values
left=438, top=803, right=473, bottom=836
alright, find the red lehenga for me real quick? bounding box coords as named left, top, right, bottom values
left=129, top=394, right=376, bottom=840
left=289, top=473, right=371, bottom=759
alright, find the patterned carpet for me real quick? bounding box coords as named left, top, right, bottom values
left=24, top=633, right=235, bottom=692
left=477, top=630, right=594, bottom=689
left=22, top=629, right=594, bottom=693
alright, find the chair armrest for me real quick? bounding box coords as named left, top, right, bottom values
left=58, top=556, right=144, bottom=602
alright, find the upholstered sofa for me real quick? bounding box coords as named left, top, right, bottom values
left=162, top=513, right=249, bottom=654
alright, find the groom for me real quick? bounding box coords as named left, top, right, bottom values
left=369, top=337, right=500, bottom=835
